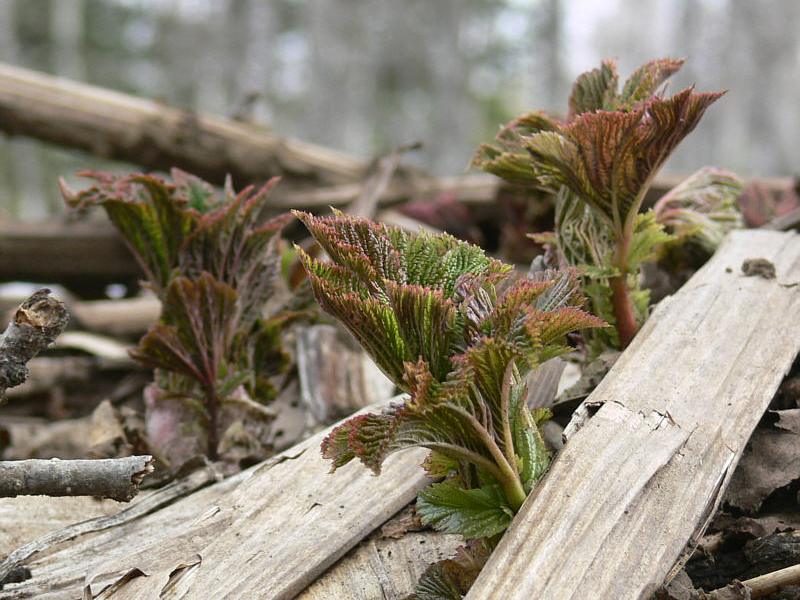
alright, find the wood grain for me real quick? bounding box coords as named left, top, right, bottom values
left=467, top=230, right=800, bottom=600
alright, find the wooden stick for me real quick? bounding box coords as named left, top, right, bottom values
left=467, top=230, right=800, bottom=600
left=0, top=289, right=68, bottom=396
left=0, top=456, right=153, bottom=502
left=0, top=62, right=366, bottom=186
left=739, top=562, right=800, bottom=598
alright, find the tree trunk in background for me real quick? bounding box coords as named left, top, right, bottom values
left=530, top=0, right=565, bottom=110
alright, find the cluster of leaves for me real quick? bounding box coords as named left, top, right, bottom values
left=62, top=170, right=295, bottom=463
left=296, top=210, right=604, bottom=543
left=473, top=58, right=741, bottom=350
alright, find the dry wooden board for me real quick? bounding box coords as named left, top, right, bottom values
left=468, top=230, right=800, bottom=600
left=299, top=529, right=461, bottom=600
left=2, top=399, right=428, bottom=600
left=0, top=63, right=365, bottom=187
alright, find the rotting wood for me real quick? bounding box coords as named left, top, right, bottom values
left=0, top=62, right=366, bottom=187
left=0, top=398, right=429, bottom=599
left=0, top=289, right=68, bottom=397
left=467, top=230, right=800, bottom=600
left=0, top=456, right=153, bottom=502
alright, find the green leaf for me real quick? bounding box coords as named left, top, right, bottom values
left=470, top=112, right=562, bottom=186
left=626, top=210, right=674, bottom=271
left=619, top=58, right=685, bottom=106
left=413, top=540, right=492, bottom=600
left=416, top=480, right=514, bottom=539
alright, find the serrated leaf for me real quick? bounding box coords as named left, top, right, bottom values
left=416, top=480, right=514, bottom=539
left=620, top=58, right=685, bottom=106
left=567, top=59, right=619, bottom=119
left=413, top=540, right=492, bottom=600
left=627, top=210, right=674, bottom=271
left=470, top=112, right=562, bottom=186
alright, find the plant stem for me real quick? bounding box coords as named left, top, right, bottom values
left=609, top=275, right=638, bottom=348
left=205, top=385, right=220, bottom=461
left=460, top=409, right=527, bottom=512
left=500, top=473, right=528, bottom=512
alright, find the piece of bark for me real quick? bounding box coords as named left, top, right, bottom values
left=0, top=62, right=366, bottom=187
left=0, top=289, right=68, bottom=396
left=467, top=230, right=800, bottom=600
left=0, top=456, right=153, bottom=502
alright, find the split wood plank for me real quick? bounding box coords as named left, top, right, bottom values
left=0, top=62, right=365, bottom=187
left=468, top=229, right=800, bottom=600
left=1, top=398, right=428, bottom=600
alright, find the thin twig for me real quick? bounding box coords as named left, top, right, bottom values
left=0, top=456, right=154, bottom=502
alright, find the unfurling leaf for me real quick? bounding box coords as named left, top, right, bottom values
left=300, top=212, right=605, bottom=538
left=131, top=273, right=236, bottom=392
left=654, top=167, right=744, bottom=253
left=474, top=58, right=732, bottom=350
left=64, top=171, right=296, bottom=463
left=526, top=88, right=723, bottom=236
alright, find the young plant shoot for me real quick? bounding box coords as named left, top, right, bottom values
left=473, top=58, right=741, bottom=349
left=62, top=171, right=295, bottom=465
left=295, top=211, right=604, bottom=559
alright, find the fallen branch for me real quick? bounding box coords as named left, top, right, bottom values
left=0, top=289, right=68, bottom=397
left=734, top=562, right=800, bottom=598
left=0, top=62, right=365, bottom=186
left=0, top=456, right=153, bottom=502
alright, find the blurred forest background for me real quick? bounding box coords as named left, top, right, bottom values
left=0, top=0, right=797, bottom=219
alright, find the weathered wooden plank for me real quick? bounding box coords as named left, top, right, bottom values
left=1, top=398, right=427, bottom=600
left=299, top=529, right=461, bottom=600
left=468, top=230, right=800, bottom=600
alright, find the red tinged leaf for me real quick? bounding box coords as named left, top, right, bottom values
left=301, top=213, right=606, bottom=522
